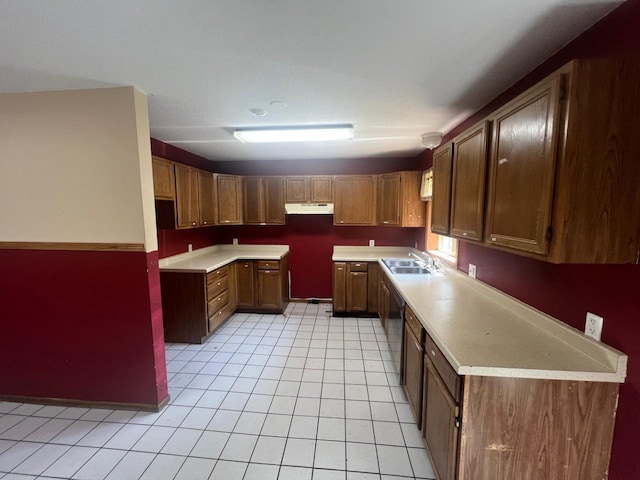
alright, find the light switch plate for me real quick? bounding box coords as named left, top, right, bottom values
left=468, top=264, right=477, bottom=279
left=585, top=312, right=603, bottom=341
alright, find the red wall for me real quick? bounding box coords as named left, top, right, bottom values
left=446, top=1, right=640, bottom=478
left=0, top=250, right=168, bottom=407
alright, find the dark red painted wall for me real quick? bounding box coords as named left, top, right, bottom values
left=0, top=250, right=167, bottom=407
left=447, top=1, right=640, bottom=478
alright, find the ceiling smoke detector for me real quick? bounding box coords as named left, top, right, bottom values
left=421, top=132, right=443, bottom=149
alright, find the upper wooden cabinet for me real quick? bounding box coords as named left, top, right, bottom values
left=285, top=176, right=333, bottom=203
left=152, top=156, right=175, bottom=200
left=243, top=176, right=285, bottom=225
left=174, top=164, right=199, bottom=228
left=197, top=170, right=217, bottom=227
left=217, top=175, right=243, bottom=225
left=377, top=171, right=426, bottom=227
left=431, top=143, right=453, bottom=235
left=450, top=121, right=490, bottom=241
left=334, top=175, right=377, bottom=225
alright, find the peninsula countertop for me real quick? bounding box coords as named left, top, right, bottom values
left=159, top=244, right=289, bottom=274
left=332, top=246, right=627, bottom=383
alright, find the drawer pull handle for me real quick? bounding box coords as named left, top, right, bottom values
left=498, top=158, right=508, bottom=165
left=431, top=349, right=436, bottom=357
left=217, top=282, right=221, bottom=286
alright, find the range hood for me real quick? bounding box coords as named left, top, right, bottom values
left=285, top=203, right=334, bottom=215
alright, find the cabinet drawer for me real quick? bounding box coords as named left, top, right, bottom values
left=257, top=260, right=280, bottom=270
left=424, top=333, right=461, bottom=402
left=208, top=289, right=229, bottom=317
left=207, top=275, right=229, bottom=299
left=208, top=302, right=233, bottom=332
left=349, top=262, right=368, bottom=272
left=405, top=306, right=424, bottom=343
left=207, top=265, right=229, bottom=284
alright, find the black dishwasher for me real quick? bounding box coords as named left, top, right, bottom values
left=386, top=283, right=405, bottom=383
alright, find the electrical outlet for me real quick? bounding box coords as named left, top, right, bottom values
left=468, top=264, right=477, bottom=279
left=233, top=238, right=238, bottom=245
left=585, top=312, right=603, bottom=341
left=369, top=240, right=375, bottom=247
left=188, top=243, right=193, bottom=252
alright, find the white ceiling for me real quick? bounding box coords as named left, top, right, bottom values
left=0, top=0, right=622, bottom=162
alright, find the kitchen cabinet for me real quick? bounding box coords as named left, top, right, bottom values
left=152, top=156, right=175, bottom=200
left=217, top=174, right=243, bottom=224
left=243, top=176, right=285, bottom=225
left=377, top=171, right=426, bottom=227
left=197, top=170, right=217, bottom=226
left=174, top=163, right=199, bottom=228
left=333, top=175, right=377, bottom=225
left=236, top=256, right=289, bottom=312
left=285, top=176, right=333, bottom=203
left=333, top=261, right=378, bottom=314
left=449, top=121, right=489, bottom=241
left=160, top=263, right=236, bottom=343
left=430, top=143, right=453, bottom=235
left=419, top=326, right=619, bottom=480
left=403, top=306, right=424, bottom=426
left=432, top=58, right=640, bottom=263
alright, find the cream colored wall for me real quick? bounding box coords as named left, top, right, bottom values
left=0, top=87, right=157, bottom=250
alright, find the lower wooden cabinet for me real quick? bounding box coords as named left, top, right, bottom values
left=160, top=263, right=236, bottom=343
left=236, top=257, right=289, bottom=313
left=333, top=261, right=379, bottom=314
left=403, top=307, right=424, bottom=426
left=418, top=327, right=620, bottom=480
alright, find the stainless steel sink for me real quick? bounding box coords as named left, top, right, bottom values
left=388, top=266, right=431, bottom=275
left=382, top=258, right=433, bottom=275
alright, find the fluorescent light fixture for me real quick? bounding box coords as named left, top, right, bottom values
left=234, top=125, right=354, bottom=143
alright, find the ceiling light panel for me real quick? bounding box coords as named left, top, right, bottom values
left=234, top=125, right=354, bottom=143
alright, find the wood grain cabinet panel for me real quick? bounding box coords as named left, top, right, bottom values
left=217, top=175, right=243, bottom=224
left=257, top=269, right=282, bottom=310
left=174, top=164, right=199, bottom=228
left=152, top=156, right=175, bottom=200
left=310, top=176, right=333, bottom=202
left=197, top=170, right=217, bottom=226
left=243, top=176, right=285, bottom=225
left=376, top=171, right=426, bottom=227
left=377, top=173, right=401, bottom=225
left=346, top=268, right=368, bottom=312
left=333, top=262, right=347, bottom=312
left=450, top=121, right=489, bottom=241
left=333, top=261, right=379, bottom=314
left=236, top=260, right=256, bottom=308
left=285, top=176, right=333, bottom=203
left=235, top=256, right=289, bottom=313
left=285, top=176, right=308, bottom=202
left=431, top=144, right=454, bottom=235
left=403, top=318, right=424, bottom=426
left=334, top=176, right=376, bottom=225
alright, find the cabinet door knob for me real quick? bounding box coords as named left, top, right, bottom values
left=217, top=282, right=221, bottom=286
left=383, top=221, right=389, bottom=224
left=431, top=349, right=436, bottom=357
left=498, top=158, right=509, bottom=165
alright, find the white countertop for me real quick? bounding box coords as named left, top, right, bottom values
left=159, top=244, right=289, bottom=273
left=332, top=246, right=627, bottom=383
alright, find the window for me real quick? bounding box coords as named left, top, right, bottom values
left=425, top=202, right=458, bottom=267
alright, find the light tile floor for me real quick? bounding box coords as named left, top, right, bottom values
left=0, top=303, right=436, bottom=479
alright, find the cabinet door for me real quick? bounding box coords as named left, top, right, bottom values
left=263, top=177, right=285, bottom=224
left=367, top=262, right=379, bottom=314
left=227, top=262, right=238, bottom=311
left=400, top=171, right=426, bottom=227
left=197, top=170, right=217, bottom=226
left=404, top=323, right=424, bottom=426
left=175, top=164, right=198, bottom=228
left=310, top=176, right=333, bottom=202
left=334, top=176, right=376, bottom=225
left=485, top=74, right=563, bottom=254
left=333, top=262, right=347, bottom=312
left=423, top=357, right=459, bottom=480
left=257, top=269, right=282, bottom=310
left=450, top=121, right=489, bottom=241
left=377, top=173, right=401, bottom=225
left=431, top=143, right=454, bottom=235
left=243, top=177, right=263, bottom=224
left=285, top=176, right=308, bottom=202
left=218, top=175, right=243, bottom=224
left=347, top=271, right=368, bottom=312
left=152, top=157, right=175, bottom=200
left=236, top=261, right=256, bottom=307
